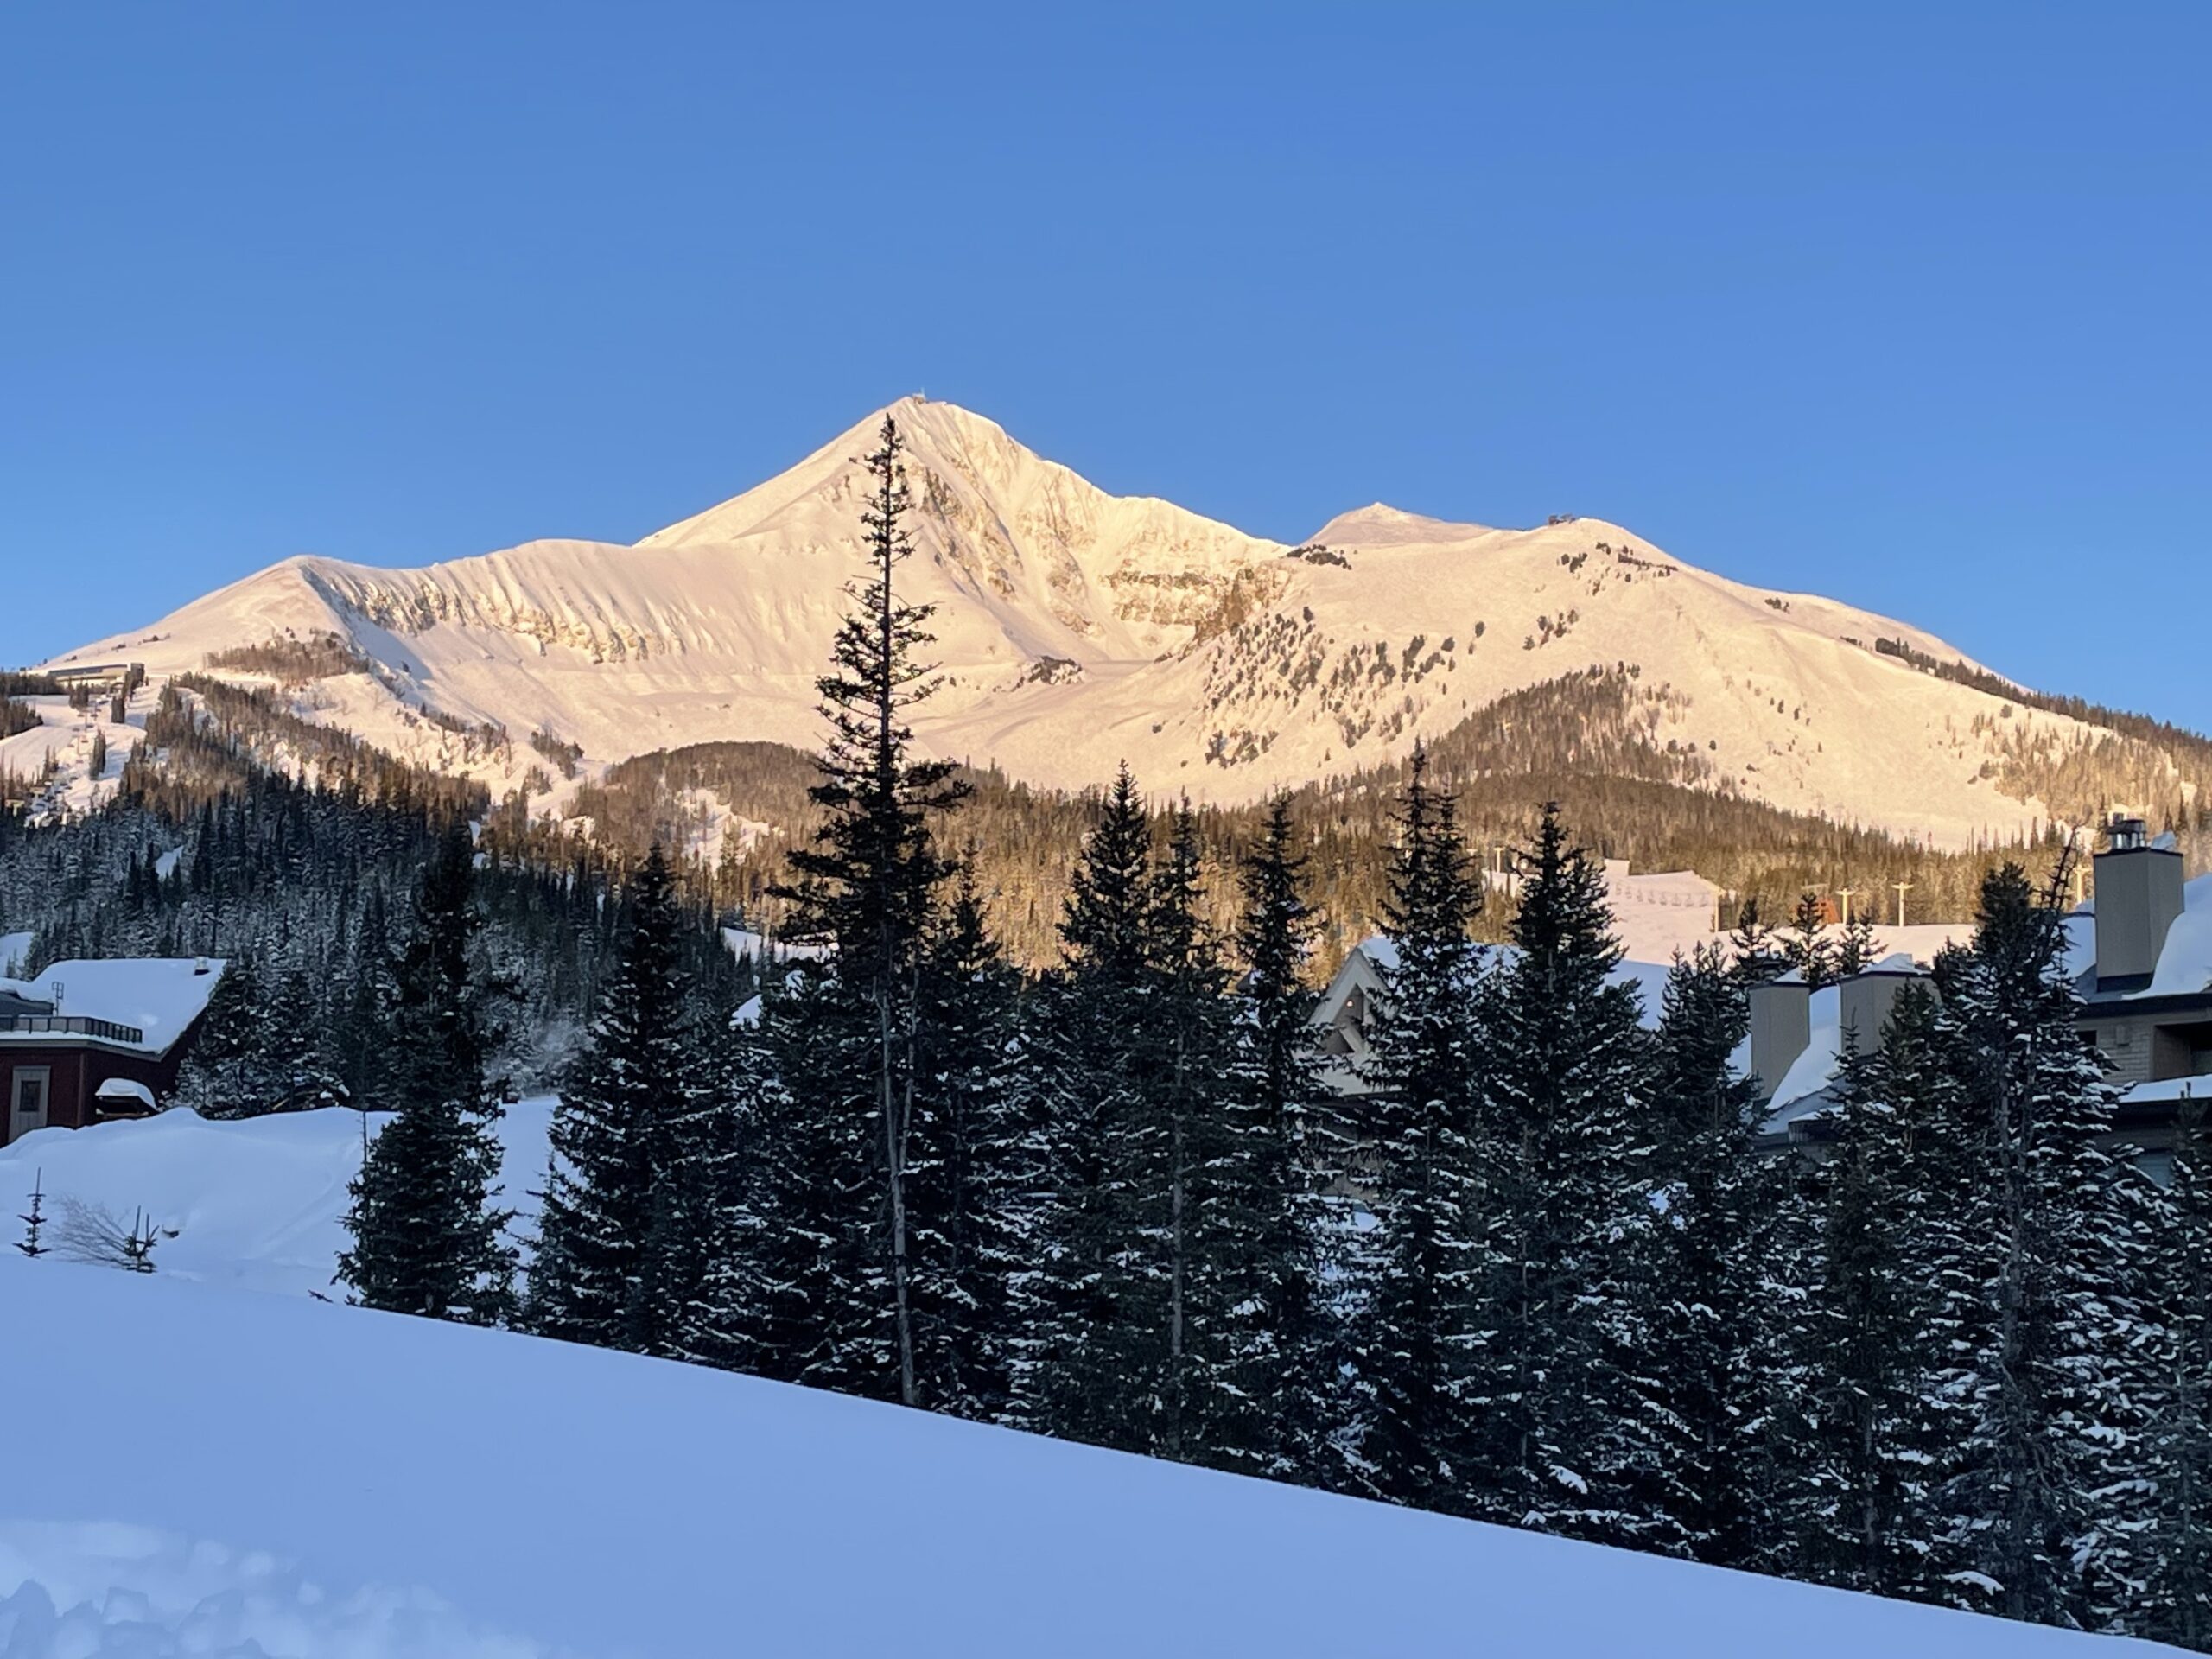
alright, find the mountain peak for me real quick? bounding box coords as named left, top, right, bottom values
left=635, top=396, right=1036, bottom=551
left=1307, top=503, right=1491, bottom=547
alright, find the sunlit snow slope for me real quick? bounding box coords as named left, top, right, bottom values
left=39, top=396, right=2152, bottom=847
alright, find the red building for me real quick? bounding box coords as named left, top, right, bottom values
left=0, top=958, right=226, bottom=1147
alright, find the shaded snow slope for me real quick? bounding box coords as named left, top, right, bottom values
left=40, top=397, right=2163, bottom=848
left=0, top=1102, right=552, bottom=1300
left=0, top=1253, right=2170, bottom=1658
left=0, top=1523, right=542, bottom=1659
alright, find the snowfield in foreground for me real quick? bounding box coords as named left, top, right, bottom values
left=0, top=1118, right=2178, bottom=1657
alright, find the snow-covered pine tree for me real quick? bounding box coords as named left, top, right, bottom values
left=1729, top=897, right=1789, bottom=987
left=1784, top=891, right=1839, bottom=988
left=334, top=881, right=398, bottom=1108
left=171, top=950, right=274, bottom=1116
left=2136, top=1088, right=2212, bottom=1650
left=740, top=959, right=881, bottom=1389
left=1834, top=911, right=1885, bottom=980
left=1198, top=795, right=1337, bottom=1485
left=264, top=966, right=346, bottom=1111
left=335, top=824, right=517, bottom=1324
left=1015, top=764, right=1168, bottom=1452
left=1629, top=941, right=1790, bottom=1568
left=655, top=931, right=754, bottom=1364
left=1343, top=745, right=1487, bottom=1512
left=1144, top=802, right=1238, bottom=1464
left=529, top=845, right=716, bottom=1357
left=906, top=858, right=1030, bottom=1423
left=1929, top=856, right=2148, bottom=1627
left=1779, top=979, right=1961, bottom=1599
left=671, top=988, right=783, bottom=1380
left=768, top=413, right=969, bottom=1409
left=1465, top=801, right=1654, bottom=1543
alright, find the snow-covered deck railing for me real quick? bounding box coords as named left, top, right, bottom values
left=0, top=1011, right=147, bottom=1045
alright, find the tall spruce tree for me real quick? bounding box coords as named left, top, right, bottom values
left=171, top=951, right=274, bottom=1116
left=672, top=989, right=785, bottom=1380
left=264, top=967, right=345, bottom=1111
left=1779, top=979, right=1963, bottom=1599
left=906, top=859, right=1030, bottom=1423
left=1017, top=765, right=1166, bottom=1451
left=2139, top=1089, right=2212, bottom=1649
left=1201, top=796, right=1336, bottom=1484
left=530, top=845, right=718, bottom=1357
left=769, top=413, right=969, bottom=1408
left=1630, top=941, right=1788, bottom=1567
left=1929, top=856, right=2149, bottom=1626
left=1344, top=746, right=1487, bottom=1511
left=1144, top=803, right=1239, bottom=1463
left=336, top=824, right=517, bottom=1323
left=1465, top=801, right=1653, bottom=1543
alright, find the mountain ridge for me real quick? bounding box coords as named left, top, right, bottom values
left=22, top=395, right=2202, bottom=851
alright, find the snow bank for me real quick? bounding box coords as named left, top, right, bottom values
left=0, top=1252, right=2165, bottom=1658
left=2148, top=874, right=2212, bottom=996
left=0, top=1523, right=547, bottom=1658
left=0, top=1101, right=553, bottom=1300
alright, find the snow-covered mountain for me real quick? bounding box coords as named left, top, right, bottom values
left=29, top=396, right=2188, bottom=848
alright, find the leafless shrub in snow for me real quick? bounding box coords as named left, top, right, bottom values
left=52, top=1196, right=176, bottom=1272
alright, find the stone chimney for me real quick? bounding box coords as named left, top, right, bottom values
left=2094, top=815, right=2184, bottom=990
left=1839, top=958, right=1931, bottom=1052
left=1748, top=977, right=1811, bottom=1100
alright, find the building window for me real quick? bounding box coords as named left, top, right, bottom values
left=11, top=1066, right=49, bottom=1121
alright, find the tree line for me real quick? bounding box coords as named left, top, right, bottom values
left=333, top=419, right=2208, bottom=1649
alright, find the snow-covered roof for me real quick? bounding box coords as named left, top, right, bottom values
left=1332, top=936, right=1675, bottom=1032
left=1766, top=985, right=1844, bottom=1122
left=1859, top=951, right=1923, bottom=976
left=2145, top=875, right=2212, bottom=997
left=0, top=957, right=226, bottom=1054
left=2116, top=1077, right=2209, bottom=1107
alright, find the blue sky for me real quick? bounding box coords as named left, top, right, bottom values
left=3, top=3, right=2208, bottom=728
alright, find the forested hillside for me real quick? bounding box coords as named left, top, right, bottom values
left=493, top=666, right=2094, bottom=966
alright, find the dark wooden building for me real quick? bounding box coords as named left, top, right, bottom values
left=1, top=958, right=225, bottom=1147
